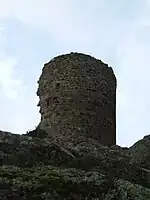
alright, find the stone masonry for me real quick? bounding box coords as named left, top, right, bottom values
left=37, top=52, right=117, bottom=146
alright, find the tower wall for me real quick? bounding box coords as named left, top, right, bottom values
left=37, top=52, right=117, bottom=146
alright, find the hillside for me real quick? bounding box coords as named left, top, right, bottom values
left=0, top=128, right=150, bottom=199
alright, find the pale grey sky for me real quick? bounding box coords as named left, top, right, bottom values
left=0, top=0, right=150, bottom=147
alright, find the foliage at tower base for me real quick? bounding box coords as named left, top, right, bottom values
left=0, top=129, right=150, bottom=199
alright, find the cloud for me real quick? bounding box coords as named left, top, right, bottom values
left=0, top=25, right=23, bottom=100
left=116, top=24, right=150, bottom=146
left=0, top=0, right=79, bottom=42
left=0, top=0, right=143, bottom=46
left=0, top=57, right=22, bottom=99
left=0, top=54, right=40, bottom=134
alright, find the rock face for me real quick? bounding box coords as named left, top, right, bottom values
left=37, top=52, right=117, bottom=146
left=0, top=129, right=150, bottom=199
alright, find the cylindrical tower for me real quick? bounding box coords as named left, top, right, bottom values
left=37, top=52, right=117, bottom=146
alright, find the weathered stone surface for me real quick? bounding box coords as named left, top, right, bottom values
left=0, top=129, right=150, bottom=199
left=37, top=52, right=117, bottom=146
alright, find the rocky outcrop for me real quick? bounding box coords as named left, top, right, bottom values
left=37, top=53, right=117, bottom=146
left=0, top=129, right=150, bottom=199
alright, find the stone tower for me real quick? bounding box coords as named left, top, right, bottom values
left=37, top=52, right=117, bottom=146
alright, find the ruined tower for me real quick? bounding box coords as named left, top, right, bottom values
left=37, top=52, right=117, bottom=146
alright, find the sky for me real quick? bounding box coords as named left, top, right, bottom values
left=0, top=0, right=150, bottom=147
